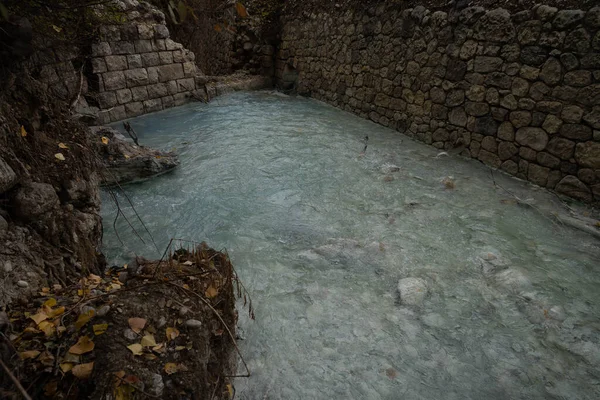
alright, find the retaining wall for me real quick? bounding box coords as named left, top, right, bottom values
left=277, top=5, right=600, bottom=202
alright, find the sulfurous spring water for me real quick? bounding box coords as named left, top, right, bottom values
left=102, top=91, right=600, bottom=400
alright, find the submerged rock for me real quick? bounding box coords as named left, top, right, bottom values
left=397, top=277, right=428, bottom=306
left=91, top=126, right=179, bottom=185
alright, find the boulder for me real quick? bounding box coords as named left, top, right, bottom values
left=397, top=277, right=428, bottom=306
left=12, top=182, right=60, bottom=221
left=91, top=127, right=179, bottom=185
left=0, top=156, right=17, bottom=193
left=555, top=175, right=593, bottom=202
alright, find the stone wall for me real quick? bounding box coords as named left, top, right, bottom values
left=276, top=5, right=600, bottom=202
left=90, top=1, right=205, bottom=124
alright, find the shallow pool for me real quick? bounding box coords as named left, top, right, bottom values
left=102, top=91, right=600, bottom=400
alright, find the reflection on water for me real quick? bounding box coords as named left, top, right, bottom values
left=102, top=91, right=600, bottom=400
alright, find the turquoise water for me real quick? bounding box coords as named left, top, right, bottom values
left=102, top=91, right=600, bottom=400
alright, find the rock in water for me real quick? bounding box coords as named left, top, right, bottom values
left=397, top=277, right=428, bottom=306
left=90, top=126, right=179, bottom=185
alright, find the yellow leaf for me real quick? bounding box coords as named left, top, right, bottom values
left=52, top=24, right=63, bottom=33
left=39, top=350, right=55, bottom=366
left=75, top=310, right=95, bottom=330
left=236, top=2, right=248, bottom=18
left=20, top=125, right=27, bottom=137
left=30, top=311, right=48, bottom=325
left=205, top=285, right=218, bottom=298
left=38, top=320, right=55, bottom=336
left=128, top=317, right=146, bottom=333
left=60, top=362, right=74, bottom=373
left=72, top=362, right=94, bottom=379
left=101, top=136, right=109, bottom=145
left=166, top=327, right=180, bottom=341
left=164, top=362, right=178, bottom=375
left=114, top=384, right=135, bottom=400
left=127, top=343, right=143, bottom=356
left=20, top=350, right=40, bottom=360
left=47, top=306, right=65, bottom=318
left=124, top=154, right=130, bottom=159
left=141, top=334, right=157, bottom=347
left=55, top=153, right=66, bottom=161
left=175, top=345, right=185, bottom=351
left=69, top=336, right=95, bottom=355
left=226, top=383, right=234, bottom=398
left=93, top=323, right=108, bottom=336
left=143, top=353, right=158, bottom=361
left=58, top=142, right=69, bottom=149
left=88, top=274, right=102, bottom=284
left=43, top=298, right=57, bottom=307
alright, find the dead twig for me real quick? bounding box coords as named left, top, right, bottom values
left=0, top=358, right=33, bottom=400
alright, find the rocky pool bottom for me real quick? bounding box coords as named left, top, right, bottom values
left=102, top=91, right=600, bottom=400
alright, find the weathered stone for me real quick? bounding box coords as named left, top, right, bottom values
left=521, top=46, right=548, bottom=67
left=580, top=54, right=600, bottom=69
left=127, top=54, right=143, bottom=69
left=552, top=10, right=585, bottom=30
left=481, top=136, right=497, bottom=152
left=560, top=124, right=593, bottom=141
left=578, top=168, right=598, bottom=184
left=183, top=61, right=196, bottom=77
left=116, top=88, right=132, bottom=104
left=517, top=21, right=541, bottom=45
left=0, top=157, right=17, bottom=193
left=143, top=98, right=163, bottom=113
left=466, top=85, right=485, bottom=102
left=465, top=102, right=489, bottom=117
left=511, top=77, right=529, bottom=97
left=528, top=164, right=550, bottom=186
left=147, top=83, right=168, bottom=98
left=157, top=64, right=184, bottom=83
left=397, top=277, right=428, bottom=306
left=103, top=71, right=126, bottom=91
left=500, top=43, right=520, bottom=62
left=538, top=31, right=565, bottom=48
left=519, top=65, right=539, bottom=80
left=555, top=175, right=592, bottom=202
left=155, top=24, right=169, bottom=39
left=449, top=107, right=467, bottom=127
left=478, top=149, right=502, bottom=168
left=105, top=55, right=128, bottom=72
left=578, top=84, right=600, bottom=106
left=491, top=107, right=509, bottom=121
left=537, top=5, right=558, bottom=21
left=474, top=9, right=515, bottom=43
left=539, top=58, right=562, bottom=86
left=124, top=68, right=149, bottom=88
left=501, top=160, right=519, bottom=174
left=445, top=90, right=464, bottom=107
left=516, top=127, right=548, bottom=151
left=559, top=53, right=579, bottom=71
left=547, top=137, right=576, bottom=159
left=561, top=105, right=584, bottom=124
left=485, top=72, right=511, bottom=89
left=177, top=78, right=195, bottom=92
left=518, top=98, right=535, bottom=111
left=537, top=152, right=560, bottom=168
left=510, top=111, right=532, bottom=128
left=528, top=81, right=550, bottom=101
left=583, top=107, right=600, bottom=129
left=141, top=52, right=160, bottom=67
left=500, top=94, right=518, bottom=110
left=12, top=182, right=59, bottom=220
left=535, top=101, right=562, bottom=114
left=135, top=40, right=153, bottom=53
left=498, top=141, right=518, bottom=160
left=519, top=146, right=537, bottom=161
left=158, top=51, right=173, bottom=64
left=92, top=58, right=107, bottom=74
left=474, top=116, right=498, bottom=136
left=564, top=28, right=591, bottom=54
left=430, top=87, right=445, bottom=104
left=111, top=41, right=135, bottom=55
left=125, top=102, right=144, bottom=118
left=445, top=59, right=467, bottom=81
left=474, top=56, right=503, bottom=73
left=459, top=40, right=478, bottom=60
left=542, top=114, right=563, bottom=134
left=485, top=88, right=500, bottom=104
left=564, top=70, right=592, bottom=87
left=497, top=121, right=515, bottom=141
left=432, top=128, right=449, bottom=142
left=97, top=92, right=117, bottom=108
left=575, top=142, right=600, bottom=169
left=92, top=42, right=111, bottom=57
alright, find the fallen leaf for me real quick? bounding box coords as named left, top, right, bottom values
left=236, top=3, right=248, bottom=18
left=385, top=368, right=398, bottom=379
left=20, top=350, right=40, bottom=360
left=140, top=334, right=156, bottom=347
left=114, top=384, right=135, bottom=400
left=166, top=327, right=180, bottom=341
left=143, top=353, right=158, bottom=361
left=47, top=306, right=65, bottom=318
left=52, top=24, right=63, bottom=33
left=55, top=153, right=66, bottom=161
left=127, top=343, right=143, bottom=356
left=72, top=362, right=94, bottom=379
left=69, top=336, right=95, bottom=355
left=43, top=298, right=57, bottom=307
left=20, top=125, right=27, bottom=137
left=38, top=320, right=55, bottom=336
left=124, top=154, right=130, bottom=159
left=164, top=363, right=178, bottom=375
left=93, top=323, right=108, bottom=336
left=175, top=345, right=186, bottom=351
left=205, top=285, right=218, bottom=298
left=75, top=310, right=95, bottom=330
left=58, top=142, right=69, bottom=149
left=39, top=350, right=55, bottom=367
left=60, top=362, right=74, bottom=373
left=226, top=383, right=234, bottom=398
left=63, top=352, right=80, bottom=363
left=30, top=311, right=48, bottom=325
left=101, top=136, right=109, bottom=145
left=183, top=260, right=193, bottom=266
left=128, top=317, right=146, bottom=333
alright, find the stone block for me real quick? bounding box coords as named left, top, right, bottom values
left=135, top=40, right=153, bottom=53
left=143, top=98, right=163, bottom=113
left=155, top=24, right=169, bottom=39
left=547, top=137, right=575, bottom=159
left=575, top=141, right=600, bottom=169
left=141, top=52, right=160, bottom=67
left=131, top=86, right=149, bottom=102
left=564, top=70, right=592, bottom=87
left=510, top=111, right=532, bottom=128
left=125, top=68, right=149, bottom=88
left=116, top=88, right=132, bottom=104
left=108, top=105, right=126, bottom=122
left=162, top=95, right=175, bottom=109
left=127, top=54, right=143, bottom=69
left=159, top=51, right=173, bottom=64
left=173, top=92, right=189, bottom=106
left=125, top=102, right=144, bottom=118
left=105, top=55, right=128, bottom=71
left=103, top=71, right=126, bottom=91
left=498, top=141, right=518, bottom=160
left=465, top=102, right=489, bottom=117
left=0, top=156, right=17, bottom=193
left=516, top=127, right=548, bottom=151
left=138, top=24, right=155, bottom=40
left=183, top=61, right=196, bottom=77
left=165, top=39, right=183, bottom=51
left=560, top=124, right=593, bottom=141
left=158, top=64, right=184, bottom=82
left=147, top=83, right=168, bottom=98
left=172, top=50, right=184, bottom=63
left=152, top=39, right=167, bottom=52
left=120, top=24, right=139, bottom=41
left=167, top=80, right=178, bottom=95
left=99, top=25, right=121, bottom=42
left=111, top=41, right=135, bottom=55
left=147, top=67, right=159, bottom=84
left=177, top=78, right=196, bottom=92
left=473, top=56, right=503, bottom=73
left=561, top=105, right=584, bottom=124
left=92, top=58, right=107, bottom=74
left=528, top=164, right=549, bottom=186
left=92, top=42, right=111, bottom=57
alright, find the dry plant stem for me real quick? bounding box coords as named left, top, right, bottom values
left=167, top=282, right=251, bottom=378
left=0, top=358, right=33, bottom=400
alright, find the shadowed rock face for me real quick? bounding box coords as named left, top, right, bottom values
left=91, top=127, right=179, bottom=185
